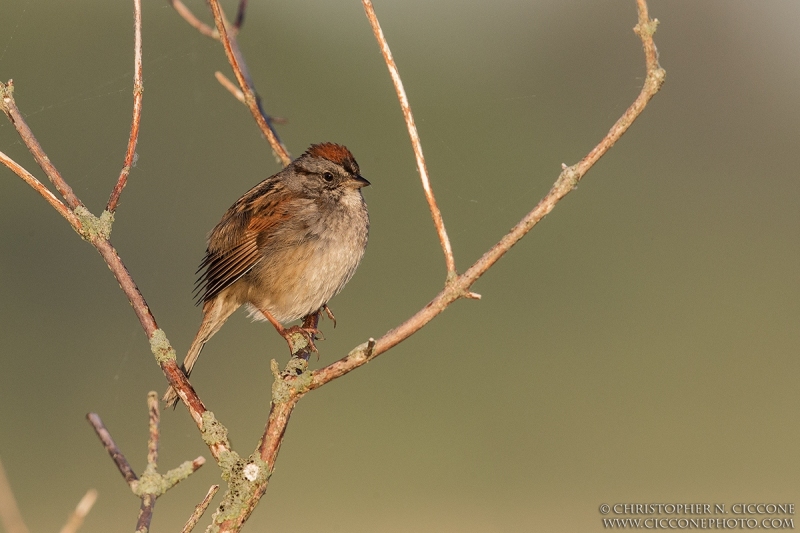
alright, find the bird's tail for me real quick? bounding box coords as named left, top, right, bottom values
left=162, top=297, right=239, bottom=408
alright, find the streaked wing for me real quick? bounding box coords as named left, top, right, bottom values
left=194, top=179, right=291, bottom=303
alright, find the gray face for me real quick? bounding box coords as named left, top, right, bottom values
left=289, top=156, right=370, bottom=204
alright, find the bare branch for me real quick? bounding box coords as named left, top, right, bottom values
left=361, top=0, right=456, bottom=276
left=89, top=394, right=207, bottom=532
left=86, top=413, right=138, bottom=488
left=0, top=81, right=83, bottom=210
left=205, top=0, right=291, bottom=165
left=107, top=0, right=144, bottom=213
left=0, top=457, right=30, bottom=533
left=146, top=391, right=160, bottom=467
left=170, top=0, right=249, bottom=40
left=181, top=485, right=220, bottom=533
left=215, top=71, right=245, bottom=102
left=58, top=489, right=98, bottom=533
left=136, top=494, right=156, bottom=533
left=233, top=0, right=248, bottom=31
left=0, top=150, right=81, bottom=228
left=171, top=0, right=216, bottom=38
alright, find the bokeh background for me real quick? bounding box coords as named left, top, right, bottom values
left=1, top=1, right=798, bottom=531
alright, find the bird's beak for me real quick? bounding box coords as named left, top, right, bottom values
left=352, top=175, right=371, bottom=188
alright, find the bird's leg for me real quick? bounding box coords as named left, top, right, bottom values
left=322, top=304, right=337, bottom=328
left=258, top=306, right=320, bottom=357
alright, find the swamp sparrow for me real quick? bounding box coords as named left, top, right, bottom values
left=163, top=143, right=370, bottom=407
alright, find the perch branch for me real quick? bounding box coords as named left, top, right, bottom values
left=362, top=0, right=456, bottom=276
left=106, top=0, right=143, bottom=213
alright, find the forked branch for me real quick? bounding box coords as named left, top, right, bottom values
left=87, top=393, right=206, bottom=533
left=204, top=0, right=290, bottom=165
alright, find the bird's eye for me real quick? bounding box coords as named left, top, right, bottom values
left=322, top=171, right=334, bottom=182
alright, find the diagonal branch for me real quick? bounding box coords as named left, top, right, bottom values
left=205, top=0, right=291, bottom=165
left=0, top=149, right=81, bottom=228
left=0, top=457, right=30, bottom=533
left=58, top=489, right=98, bottom=533
left=0, top=81, right=83, bottom=210
left=181, top=485, right=220, bottom=533
left=88, top=394, right=207, bottom=533
left=106, top=0, right=144, bottom=213
left=86, top=413, right=139, bottom=488
left=170, top=0, right=248, bottom=39
left=361, top=0, right=456, bottom=276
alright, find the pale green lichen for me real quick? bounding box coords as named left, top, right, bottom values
left=212, top=453, right=272, bottom=524
left=162, top=459, right=202, bottom=490
left=131, top=460, right=203, bottom=498
left=635, top=17, right=659, bottom=38
left=149, top=329, right=176, bottom=363
left=271, top=357, right=311, bottom=403
left=133, top=464, right=164, bottom=497
left=201, top=411, right=230, bottom=448
left=74, top=206, right=114, bottom=241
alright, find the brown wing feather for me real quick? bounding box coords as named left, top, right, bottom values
left=195, top=178, right=293, bottom=303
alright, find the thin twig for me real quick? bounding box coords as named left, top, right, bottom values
left=107, top=0, right=143, bottom=213
left=181, top=485, right=220, bottom=533
left=0, top=81, right=83, bottom=210
left=205, top=0, right=291, bottom=165
left=0, top=150, right=81, bottom=228
left=170, top=0, right=217, bottom=38
left=0, top=457, right=30, bottom=533
left=214, top=71, right=288, bottom=126
left=88, top=394, right=207, bottom=533
left=170, top=0, right=248, bottom=40
left=58, top=489, right=98, bottom=533
left=361, top=0, right=456, bottom=276
left=146, top=391, right=160, bottom=467
left=215, top=71, right=245, bottom=102
left=233, top=0, right=248, bottom=31
left=86, top=413, right=138, bottom=488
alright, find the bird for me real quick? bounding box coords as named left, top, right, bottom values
left=163, top=143, right=370, bottom=407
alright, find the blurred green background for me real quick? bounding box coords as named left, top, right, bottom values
left=1, top=1, right=798, bottom=531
